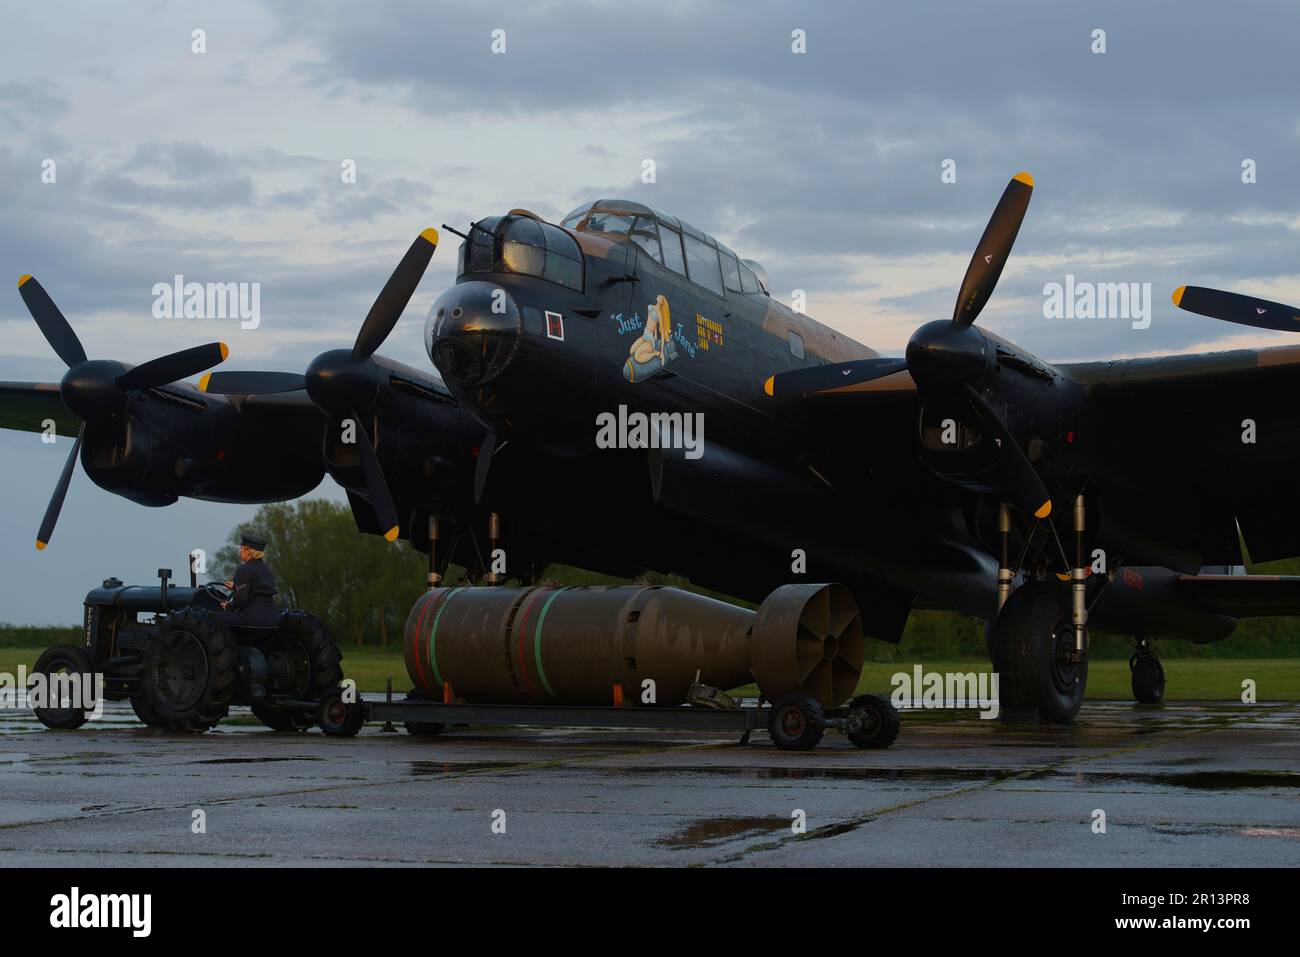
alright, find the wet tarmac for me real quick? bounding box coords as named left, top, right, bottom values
left=0, top=699, right=1297, bottom=866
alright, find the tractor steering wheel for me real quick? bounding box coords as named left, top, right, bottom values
left=203, top=582, right=233, bottom=603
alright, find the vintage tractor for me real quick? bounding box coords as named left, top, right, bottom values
left=30, top=567, right=363, bottom=736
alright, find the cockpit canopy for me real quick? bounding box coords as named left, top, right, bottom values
left=561, top=199, right=770, bottom=298
left=457, top=211, right=584, bottom=291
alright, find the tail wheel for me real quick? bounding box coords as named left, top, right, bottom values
left=31, top=644, right=95, bottom=731
left=143, top=611, right=239, bottom=733
left=767, top=693, right=826, bottom=751
left=992, top=581, right=1087, bottom=724
left=250, top=611, right=343, bottom=732
left=1130, top=650, right=1166, bottom=704
left=845, top=692, right=902, bottom=749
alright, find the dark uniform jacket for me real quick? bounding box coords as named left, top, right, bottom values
left=220, top=558, right=279, bottom=628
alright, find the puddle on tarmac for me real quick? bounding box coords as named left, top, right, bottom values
left=659, top=815, right=789, bottom=848
left=192, top=756, right=323, bottom=765
left=559, top=763, right=1300, bottom=791
left=598, top=764, right=1019, bottom=783
left=1086, top=770, right=1300, bottom=790
left=408, top=761, right=524, bottom=776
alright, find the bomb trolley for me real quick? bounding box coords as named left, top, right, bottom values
left=344, top=686, right=900, bottom=752
left=318, top=581, right=902, bottom=751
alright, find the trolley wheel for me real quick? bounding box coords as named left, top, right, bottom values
left=319, top=687, right=366, bottom=737
left=1130, top=650, right=1166, bottom=704
left=402, top=691, right=445, bottom=736
left=250, top=700, right=314, bottom=732
left=403, top=721, right=445, bottom=737
left=30, top=644, right=95, bottom=730
left=844, top=693, right=902, bottom=749
left=767, top=693, right=825, bottom=751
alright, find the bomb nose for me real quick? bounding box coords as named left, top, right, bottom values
left=426, top=281, right=521, bottom=386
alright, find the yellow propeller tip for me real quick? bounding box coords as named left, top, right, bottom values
left=35, top=540, right=46, bottom=551
left=18, top=274, right=33, bottom=287
left=384, top=525, right=400, bottom=542
left=420, top=227, right=439, bottom=246
left=1013, top=171, right=1034, bottom=187
left=198, top=373, right=212, bottom=393
left=763, top=376, right=774, bottom=397
left=218, top=342, right=229, bottom=361
left=1034, top=501, right=1052, bottom=519
left=1172, top=285, right=1186, bottom=307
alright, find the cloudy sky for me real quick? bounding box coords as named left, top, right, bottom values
left=2, top=0, right=1299, bottom=623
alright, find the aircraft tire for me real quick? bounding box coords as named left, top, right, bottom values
left=1130, top=650, right=1165, bottom=704
left=992, top=581, right=1087, bottom=724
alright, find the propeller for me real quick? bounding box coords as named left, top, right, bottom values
left=1172, top=285, right=1300, bottom=333
left=199, top=228, right=440, bottom=543
left=17, top=274, right=230, bottom=549
left=763, top=172, right=1052, bottom=518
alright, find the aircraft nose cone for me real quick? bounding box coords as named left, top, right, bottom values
left=426, top=282, right=521, bottom=386
left=60, top=359, right=126, bottom=420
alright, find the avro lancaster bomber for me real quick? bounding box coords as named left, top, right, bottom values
left=8, top=173, right=1300, bottom=722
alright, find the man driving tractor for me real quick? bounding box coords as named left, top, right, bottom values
left=215, top=532, right=279, bottom=628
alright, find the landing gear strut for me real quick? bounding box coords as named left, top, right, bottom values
left=990, top=494, right=1091, bottom=724
left=1130, top=640, right=1165, bottom=704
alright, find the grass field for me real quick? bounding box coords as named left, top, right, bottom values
left=2, top=643, right=1296, bottom=702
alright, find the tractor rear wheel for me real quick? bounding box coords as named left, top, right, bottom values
left=248, top=611, right=343, bottom=732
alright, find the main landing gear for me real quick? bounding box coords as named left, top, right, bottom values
left=989, top=495, right=1091, bottom=724
left=1129, top=639, right=1165, bottom=704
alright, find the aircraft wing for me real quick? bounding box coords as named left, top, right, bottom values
left=1062, top=344, right=1300, bottom=564
left=1177, top=573, right=1300, bottom=618
left=1180, top=572, right=1300, bottom=616
left=0, top=381, right=81, bottom=437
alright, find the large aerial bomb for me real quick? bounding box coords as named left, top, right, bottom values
left=403, top=582, right=865, bottom=709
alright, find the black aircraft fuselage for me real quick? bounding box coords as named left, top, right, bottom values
left=422, top=202, right=1051, bottom=631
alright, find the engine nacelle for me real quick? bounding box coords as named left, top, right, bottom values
left=82, top=392, right=324, bottom=506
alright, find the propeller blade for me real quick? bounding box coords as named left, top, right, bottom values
left=116, top=342, right=229, bottom=392
left=352, top=228, right=440, bottom=361
left=199, top=370, right=307, bottom=395
left=952, top=172, right=1034, bottom=328
left=964, top=384, right=1051, bottom=519
left=1172, top=285, right=1300, bottom=333
left=350, top=410, right=400, bottom=542
left=764, top=357, right=910, bottom=397
left=36, top=424, right=85, bottom=551
left=18, top=275, right=87, bottom=368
